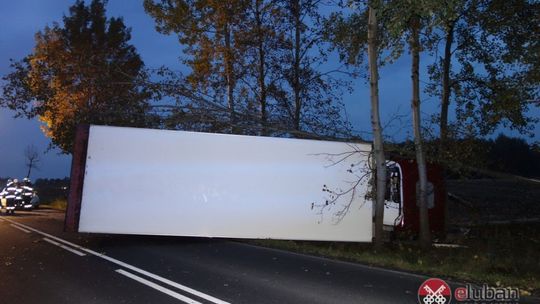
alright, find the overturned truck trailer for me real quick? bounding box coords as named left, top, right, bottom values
left=65, top=125, right=376, bottom=242
left=64, top=125, right=446, bottom=242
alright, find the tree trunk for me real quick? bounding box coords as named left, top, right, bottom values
left=292, top=0, right=301, bottom=132
left=224, top=22, right=236, bottom=133
left=367, top=5, right=386, bottom=249
left=255, top=0, right=268, bottom=135
left=440, top=21, right=455, bottom=238
left=26, top=161, right=33, bottom=178
left=439, top=21, right=455, bottom=152
left=410, top=15, right=431, bottom=249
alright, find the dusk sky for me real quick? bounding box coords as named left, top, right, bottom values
left=1, top=0, right=538, bottom=179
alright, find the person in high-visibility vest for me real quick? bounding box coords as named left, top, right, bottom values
left=21, top=178, right=35, bottom=210
left=13, top=179, right=24, bottom=210
left=0, top=179, right=12, bottom=210
left=1, top=179, right=21, bottom=214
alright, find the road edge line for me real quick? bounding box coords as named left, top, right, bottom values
left=1, top=217, right=230, bottom=304
left=10, top=223, right=31, bottom=233
left=43, top=237, right=86, bottom=256
left=115, top=269, right=202, bottom=304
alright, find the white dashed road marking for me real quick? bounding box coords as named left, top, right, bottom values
left=1, top=217, right=230, bottom=304
left=42, top=237, right=86, bottom=256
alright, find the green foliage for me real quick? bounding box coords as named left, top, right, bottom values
left=427, top=0, right=540, bottom=138
left=323, top=9, right=369, bottom=66
left=1, top=0, right=152, bottom=153
left=327, top=0, right=539, bottom=142
left=144, top=0, right=351, bottom=137
left=144, top=0, right=248, bottom=91
left=47, top=198, right=68, bottom=211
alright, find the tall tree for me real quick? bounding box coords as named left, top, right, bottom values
left=456, top=0, right=539, bottom=135
left=291, top=0, right=302, bottom=131
left=234, top=0, right=288, bottom=135
left=278, top=0, right=350, bottom=137
left=382, top=0, right=436, bottom=248
left=323, top=1, right=395, bottom=246
left=366, top=2, right=387, bottom=248
left=145, top=0, right=350, bottom=137
left=249, top=0, right=271, bottom=134
left=421, top=0, right=539, bottom=236
left=409, top=11, right=431, bottom=248
left=434, top=0, right=461, bottom=152
left=428, top=0, right=540, bottom=152
left=1, top=0, right=151, bottom=153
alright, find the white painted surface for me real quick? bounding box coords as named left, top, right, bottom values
left=78, top=126, right=373, bottom=242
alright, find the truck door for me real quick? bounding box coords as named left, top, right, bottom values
left=383, top=161, right=403, bottom=227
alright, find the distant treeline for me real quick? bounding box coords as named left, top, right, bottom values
left=483, top=135, right=540, bottom=179
left=34, top=178, right=70, bottom=203
left=391, top=134, right=540, bottom=179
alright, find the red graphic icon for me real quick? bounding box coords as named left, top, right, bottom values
left=418, top=278, right=452, bottom=304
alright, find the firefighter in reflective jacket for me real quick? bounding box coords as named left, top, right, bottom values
left=21, top=178, right=35, bottom=210
left=0, top=179, right=13, bottom=211
left=1, top=179, right=22, bottom=214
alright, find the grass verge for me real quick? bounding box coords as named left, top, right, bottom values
left=43, top=198, right=68, bottom=211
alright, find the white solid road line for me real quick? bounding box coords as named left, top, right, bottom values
left=116, top=269, right=202, bottom=304
left=10, top=223, right=31, bottom=233
left=1, top=217, right=230, bottom=304
left=43, top=237, right=86, bottom=256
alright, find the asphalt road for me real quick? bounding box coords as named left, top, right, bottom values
left=0, top=208, right=530, bottom=304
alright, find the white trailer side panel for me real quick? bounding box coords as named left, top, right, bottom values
left=78, top=125, right=373, bottom=242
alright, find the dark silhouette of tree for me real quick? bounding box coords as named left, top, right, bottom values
left=24, top=144, right=40, bottom=179
left=487, top=134, right=540, bottom=178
